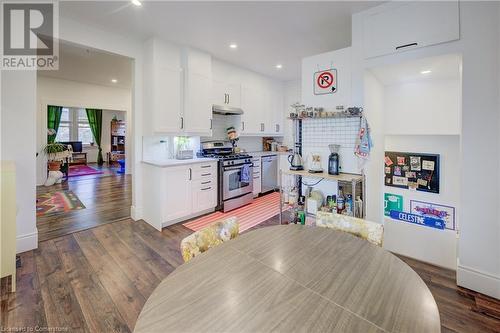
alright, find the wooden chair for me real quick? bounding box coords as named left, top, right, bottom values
left=180, top=217, right=239, bottom=263
left=315, top=212, right=384, bottom=247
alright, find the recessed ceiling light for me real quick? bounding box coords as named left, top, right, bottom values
left=131, top=0, right=142, bottom=6
left=229, top=43, right=238, bottom=49
left=420, top=70, right=432, bottom=74
left=275, top=64, right=283, bottom=69
left=111, top=79, right=118, bottom=83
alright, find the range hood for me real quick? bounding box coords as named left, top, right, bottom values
left=212, top=104, right=244, bottom=115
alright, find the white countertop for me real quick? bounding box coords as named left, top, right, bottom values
left=142, top=157, right=218, bottom=167
left=246, top=151, right=290, bottom=157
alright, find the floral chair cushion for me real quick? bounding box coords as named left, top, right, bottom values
left=181, top=216, right=239, bottom=262
left=315, top=212, right=384, bottom=247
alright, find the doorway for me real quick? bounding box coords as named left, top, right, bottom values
left=36, top=42, right=134, bottom=241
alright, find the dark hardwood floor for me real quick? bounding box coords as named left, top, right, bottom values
left=3, top=174, right=499, bottom=332
left=37, top=166, right=131, bottom=242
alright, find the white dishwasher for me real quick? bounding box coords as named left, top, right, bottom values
left=261, top=154, right=278, bottom=193
left=252, top=157, right=261, bottom=197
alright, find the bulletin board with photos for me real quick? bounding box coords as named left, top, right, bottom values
left=384, top=151, right=440, bottom=194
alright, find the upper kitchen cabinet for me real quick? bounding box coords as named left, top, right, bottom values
left=363, top=1, right=459, bottom=59
left=240, top=84, right=263, bottom=135
left=302, top=47, right=352, bottom=108
left=212, top=80, right=241, bottom=108
left=182, top=48, right=213, bottom=136
left=143, top=38, right=213, bottom=136
left=144, top=38, right=183, bottom=134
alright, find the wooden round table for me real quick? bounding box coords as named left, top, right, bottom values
left=134, top=225, right=441, bottom=332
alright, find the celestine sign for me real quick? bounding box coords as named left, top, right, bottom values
left=1, top=1, right=59, bottom=70
left=389, top=210, right=445, bottom=230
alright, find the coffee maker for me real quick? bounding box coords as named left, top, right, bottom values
left=328, top=144, right=340, bottom=175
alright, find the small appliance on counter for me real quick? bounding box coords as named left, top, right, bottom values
left=288, top=152, right=304, bottom=171
left=328, top=144, right=341, bottom=175
left=308, top=154, right=323, bottom=173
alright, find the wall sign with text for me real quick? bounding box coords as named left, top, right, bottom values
left=389, top=210, right=445, bottom=230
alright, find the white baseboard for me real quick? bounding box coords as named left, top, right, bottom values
left=457, top=261, right=500, bottom=299
left=17, top=231, right=38, bottom=253
left=130, top=205, right=142, bottom=221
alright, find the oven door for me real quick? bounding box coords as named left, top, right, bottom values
left=223, top=164, right=253, bottom=200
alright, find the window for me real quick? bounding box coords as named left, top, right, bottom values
left=54, top=108, right=94, bottom=145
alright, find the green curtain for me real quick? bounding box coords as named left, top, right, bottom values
left=47, top=105, right=63, bottom=143
left=86, top=108, right=104, bottom=165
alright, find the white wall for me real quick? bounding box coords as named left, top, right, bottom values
left=56, top=17, right=144, bottom=222
left=363, top=72, right=385, bottom=223
left=383, top=135, right=460, bottom=270
left=352, top=1, right=500, bottom=298
left=1, top=71, right=38, bottom=253
left=283, top=80, right=300, bottom=148
left=36, top=76, right=131, bottom=184
left=384, top=79, right=461, bottom=135
left=301, top=47, right=352, bottom=108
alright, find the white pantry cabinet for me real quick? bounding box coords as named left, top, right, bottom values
left=363, top=1, right=459, bottom=58
left=142, top=161, right=218, bottom=230
left=144, top=38, right=213, bottom=136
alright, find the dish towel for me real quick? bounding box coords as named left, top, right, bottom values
left=240, top=164, right=251, bottom=183
left=354, top=116, right=373, bottom=169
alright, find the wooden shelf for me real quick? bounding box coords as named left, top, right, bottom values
left=282, top=169, right=364, bottom=183
left=287, top=113, right=362, bottom=120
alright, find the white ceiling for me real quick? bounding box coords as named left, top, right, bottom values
left=60, top=1, right=382, bottom=81
left=39, top=42, right=133, bottom=89
left=369, top=54, right=462, bottom=86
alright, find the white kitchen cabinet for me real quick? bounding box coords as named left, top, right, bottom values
left=363, top=1, right=459, bottom=59
left=142, top=161, right=218, bottom=230
left=270, top=86, right=284, bottom=135
left=163, top=165, right=193, bottom=222
left=144, top=38, right=212, bottom=136
left=184, top=71, right=212, bottom=135
left=240, top=85, right=263, bottom=135
left=212, top=80, right=241, bottom=108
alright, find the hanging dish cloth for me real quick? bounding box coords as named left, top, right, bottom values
left=354, top=116, right=373, bottom=169
left=240, top=164, right=251, bottom=184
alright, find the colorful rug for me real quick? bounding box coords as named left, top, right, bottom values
left=68, top=165, right=103, bottom=177
left=36, top=190, right=86, bottom=216
left=183, top=191, right=281, bottom=233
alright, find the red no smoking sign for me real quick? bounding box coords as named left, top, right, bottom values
left=314, top=69, right=337, bottom=95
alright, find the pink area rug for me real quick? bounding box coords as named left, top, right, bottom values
left=68, top=165, right=103, bottom=177
left=183, top=192, right=280, bottom=233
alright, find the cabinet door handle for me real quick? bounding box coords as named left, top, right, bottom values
left=227, top=93, right=230, bottom=104
left=201, top=173, right=211, bottom=177
left=242, top=121, right=245, bottom=131
left=261, top=123, right=264, bottom=132
left=180, top=117, right=184, bottom=129
left=189, top=168, right=192, bottom=180
left=395, top=42, right=418, bottom=50
left=200, top=165, right=211, bottom=169
left=201, top=181, right=211, bottom=185
left=210, top=118, right=213, bottom=130
left=276, top=124, right=279, bottom=132
left=201, top=187, right=212, bottom=191
left=224, top=93, right=228, bottom=104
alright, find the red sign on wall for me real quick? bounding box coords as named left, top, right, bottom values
left=314, top=69, right=337, bottom=95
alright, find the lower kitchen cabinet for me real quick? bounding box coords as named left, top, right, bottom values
left=142, top=161, right=218, bottom=230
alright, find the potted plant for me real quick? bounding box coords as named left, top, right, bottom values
left=43, top=142, right=69, bottom=171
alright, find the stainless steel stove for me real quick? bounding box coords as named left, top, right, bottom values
left=200, top=142, right=254, bottom=212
